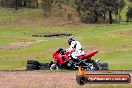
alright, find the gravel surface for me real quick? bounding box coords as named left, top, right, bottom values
left=0, top=71, right=132, bottom=88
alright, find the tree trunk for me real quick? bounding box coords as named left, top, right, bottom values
left=94, top=10, right=98, bottom=23
left=23, top=0, right=27, bottom=6
left=94, top=16, right=98, bottom=23
left=1, top=0, right=4, bottom=7
left=36, top=0, right=39, bottom=7
left=126, top=17, right=129, bottom=23
left=103, top=13, right=106, bottom=21
left=28, top=0, right=31, bottom=8
left=15, top=0, right=18, bottom=10
left=109, top=11, right=112, bottom=24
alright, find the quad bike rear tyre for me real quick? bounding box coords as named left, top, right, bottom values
left=98, top=63, right=109, bottom=70
left=101, top=63, right=109, bottom=70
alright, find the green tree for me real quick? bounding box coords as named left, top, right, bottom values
left=0, top=0, right=39, bottom=9
left=75, top=0, right=125, bottom=24
left=128, top=0, right=132, bottom=2
left=75, top=0, right=106, bottom=23
left=126, top=7, right=132, bottom=22
left=100, top=0, right=125, bottom=24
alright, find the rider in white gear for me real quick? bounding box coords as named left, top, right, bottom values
left=67, top=37, right=85, bottom=59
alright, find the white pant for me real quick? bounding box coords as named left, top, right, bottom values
left=71, top=50, right=85, bottom=59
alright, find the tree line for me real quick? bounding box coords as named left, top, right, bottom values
left=75, top=0, right=126, bottom=24
left=0, top=0, right=39, bottom=10
left=0, top=0, right=132, bottom=24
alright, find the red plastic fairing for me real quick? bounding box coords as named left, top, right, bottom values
left=52, top=60, right=57, bottom=64
left=61, top=55, right=70, bottom=62
left=77, top=50, right=98, bottom=59
left=85, top=50, right=98, bottom=58
left=53, top=52, right=63, bottom=64
left=53, top=51, right=70, bottom=65
left=65, top=49, right=75, bottom=55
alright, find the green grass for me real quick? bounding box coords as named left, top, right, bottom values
left=0, top=7, right=132, bottom=70
left=0, top=23, right=131, bottom=70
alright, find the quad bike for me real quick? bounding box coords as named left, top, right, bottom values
left=49, top=48, right=109, bottom=70
left=26, top=48, right=109, bottom=70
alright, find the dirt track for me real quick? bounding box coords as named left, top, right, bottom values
left=0, top=71, right=132, bottom=88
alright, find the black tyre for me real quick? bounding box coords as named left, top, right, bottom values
left=26, top=64, right=39, bottom=70
left=102, top=63, right=109, bottom=70
left=76, top=75, right=87, bottom=85
left=94, top=65, right=99, bottom=71
left=100, top=63, right=109, bottom=70
left=102, top=63, right=108, bottom=67
left=39, top=63, right=50, bottom=70
left=97, top=63, right=102, bottom=70
left=93, top=61, right=99, bottom=71
left=50, top=64, right=59, bottom=70
left=27, top=60, right=40, bottom=65
left=39, top=63, right=49, bottom=66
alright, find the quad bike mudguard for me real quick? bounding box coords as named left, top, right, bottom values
left=53, top=51, right=70, bottom=65
left=77, top=50, right=98, bottom=59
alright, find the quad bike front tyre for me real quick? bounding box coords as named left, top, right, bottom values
left=50, top=64, right=59, bottom=70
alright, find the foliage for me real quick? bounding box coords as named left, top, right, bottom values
left=41, top=0, right=54, bottom=16
left=75, top=0, right=126, bottom=24
left=0, top=0, right=39, bottom=9
left=128, top=0, right=132, bottom=2
left=126, top=7, right=132, bottom=22
left=0, top=0, right=128, bottom=24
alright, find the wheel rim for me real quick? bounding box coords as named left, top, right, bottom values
left=86, top=63, right=94, bottom=70
left=50, top=64, right=59, bottom=70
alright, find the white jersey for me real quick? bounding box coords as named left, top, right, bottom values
left=68, top=40, right=85, bottom=58
left=69, top=41, right=82, bottom=51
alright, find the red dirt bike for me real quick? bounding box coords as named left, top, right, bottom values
left=49, top=48, right=109, bottom=70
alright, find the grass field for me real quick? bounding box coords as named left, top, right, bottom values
left=0, top=7, right=132, bottom=70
